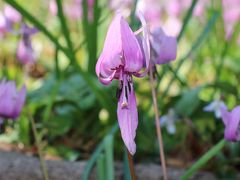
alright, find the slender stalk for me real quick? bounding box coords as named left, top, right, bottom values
left=149, top=64, right=168, bottom=180
left=29, top=115, right=49, bottom=180
left=127, top=150, right=136, bottom=180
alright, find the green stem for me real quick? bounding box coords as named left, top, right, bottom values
left=56, top=0, right=75, bottom=65
left=96, top=153, right=106, bottom=180
left=180, top=139, right=226, bottom=180
left=29, top=115, right=49, bottom=180
left=177, top=0, right=199, bottom=42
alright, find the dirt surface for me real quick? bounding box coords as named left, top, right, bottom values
left=0, top=150, right=218, bottom=180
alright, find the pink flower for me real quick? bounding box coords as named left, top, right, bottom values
left=0, top=80, right=26, bottom=123
left=3, top=5, right=22, bottom=23
left=137, top=13, right=177, bottom=68
left=96, top=14, right=144, bottom=154
left=49, top=0, right=82, bottom=19
left=17, top=24, right=38, bottom=65
left=222, top=0, right=240, bottom=39
left=150, top=28, right=177, bottom=64
left=0, top=12, right=7, bottom=35
left=109, top=0, right=133, bottom=17
left=221, top=106, right=240, bottom=141
left=87, top=0, right=95, bottom=22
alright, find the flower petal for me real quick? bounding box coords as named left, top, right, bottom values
left=120, top=16, right=143, bottom=73
left=151, top=28, right=177, bottom=64
left=225, top=106, right=240, bottom=141
left=96, top=14, right=124, bottom=84
left=0, top=81, right=16, bottom=118
left=137, top=11, right=150, bottom=70
left=220, top=106, right=231, bottom=126
left=117, top=81, right=138, bottom=155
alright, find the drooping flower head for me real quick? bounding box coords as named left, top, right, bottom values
left=96, top=14, right=143, bottom=155
left=0, top=80, right=26, bottom=124
left=96, top=14, right=143, bottom=85
left=221, top=106, right=240, bottom=141
left=17, top=24, right=38, bottom=65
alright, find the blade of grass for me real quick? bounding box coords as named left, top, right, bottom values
left=82, top=123, right=118, bottom=180
left=56, top=0, right=75, bottom=65
left=97, top=153, right=106, bottom=180
left=177, top=0, right=199, bottom=42
left=104, top=135, right=114, bottom=180
left=180, top=139, right=226, bottom=180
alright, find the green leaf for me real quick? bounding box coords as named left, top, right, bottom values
left=175, top=87, right=202, bottom=116
left=45, top=114, right=73, bottom=138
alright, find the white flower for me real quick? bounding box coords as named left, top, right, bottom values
left=160, top=108, right=178, bottom=135
left=203, top=99, right=227, bottom=118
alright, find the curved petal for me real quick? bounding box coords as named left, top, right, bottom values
left=151, top=28, right=177, bottom=64
left=225, top=106, right=240, bottom=141
left=117, top=80, right=138, bottom=155
left=120, top=16, right=143, bottom=73
left=99, top=70, right=117, bottom=85
left=137, top=11, right=150, bottom=70
left=220, top=106, right=231, bottom=126
left=98, top=14, right=124, bottom=72
left=0, top=81, right=16, bottom=118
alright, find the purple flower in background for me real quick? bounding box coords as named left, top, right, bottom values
left=204, top=99, right=227, bottom=119
left=96, top=14, right=144, bottom=155
left=221, top=106, right=240, bottom=141
left=3, top=5, right=22, bottom=24
left=136, top=13, right=177, bottom=70
left=0, top=80, right=26, bottom=124
left=160, top=109, right=178, bottom=135
left=222, top=0, right=240, bottom=39
left=87, top=0, right=95, bottom=22
left=137, top=0, right=208, bottom=36
left=49, top=0, right=82, bottom=20
left=17, top=24, right=38, bottom=64
left=0, top=5, right=21, bottom=35
left=150, top=28, right=177, bottom=65
left=0, top=12, right=7, bottom=35
left=109, top=0, right=133, bottom=17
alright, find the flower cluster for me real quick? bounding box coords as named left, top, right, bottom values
left=0, top=5, right=38, bottom=65
left=96, top=13, right=177, bottom=154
